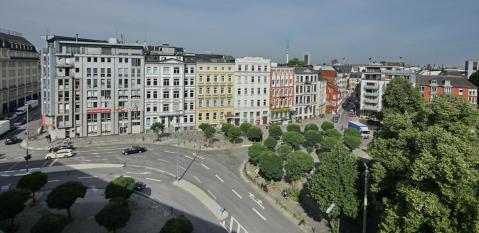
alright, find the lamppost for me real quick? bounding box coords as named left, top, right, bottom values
left=24, top=103, right=31, bottom=172
left=362, top=162, right=369, bottom=233
left=175, top=109, right=184, bottom=182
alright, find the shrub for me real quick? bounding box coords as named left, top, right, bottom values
left=286, top=124, right=301, bottom=133
left=304, top=123, right=319, bottom=132
left=268, top=124, right=283, bottom=139
left=263, top=137, right=278, bottom=151
left=240, top=122, right=253, bottom=134
left=259, top=152, right=284, bottom=181
left=321, top=121, right=334, bottom=131
left=247, top=127, right=263, bottom=142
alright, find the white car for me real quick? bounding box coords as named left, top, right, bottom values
left=45, top=149, right=74, bottom=159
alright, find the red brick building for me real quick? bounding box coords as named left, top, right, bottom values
left=270, top=67, right=295, bottom=122
left=326, top=82, right=341, bottom=113
left=417, top=75, right=478, bottom=105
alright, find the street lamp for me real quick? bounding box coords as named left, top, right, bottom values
left=362, top=162, right=369, bottom=233
left=24, top=103, right=31, bottom=172
left=175, top=109, right=184, bottom=182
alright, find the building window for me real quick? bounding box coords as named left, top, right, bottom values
left=163, top=104, right=169, bottom=112
left=163, top=91, right=170, bottom=99
left=174, top=67, right=180, bottom=74
left=174, top=90, right=179, bottom=98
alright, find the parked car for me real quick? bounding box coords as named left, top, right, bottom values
left=5, top=136, right=19, bottom=145
left=45, top=149, right=74, bottom=159
left=122, top=146, right=146, bottom=155
left=134, top=181, right=146, bottom=191
left=49, top=144, right=75, bottom=152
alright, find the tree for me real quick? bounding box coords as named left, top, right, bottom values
left=0, top=189, right=30, bottom=228
left=203, top=126, right=216, bottom=145
left=31, top=213, right=68, bottom=233
left=150, top=122, right=165, bottom=140
left=285, top=151, right=314, bottom=182
left=16, top=171, right=47, bottom=202
left=286, top=124, right=301, bottom=133
left=277, top=143, right=293, bottom=160
left=321, top=121, right=334, bottom=131
left=268, top=124, right=283, bottom=139
left=263, top=137, right=277, bottom=151
left=240, top=122, right=253, bottom=134
left=370, top=95, right=479, bottom=232
left=469, top=71, right=479, bottom=87
left=247, top=127, right=263, bottom=142
left=380, top=76, right=424, bottom=119
left=198, top=123, right=210, bottom=131
left=306, top=143, right=359, bottom=222
left=160, top=215, right=193, bottom=233
left=343, top=128, right=362, bottom=150
left=105, top=176, right=135, bottom=199
left=319, top=135, right=341, bottom=151
left=288, top=58, right=306, bottom=66
left=282, top=131, right=304, bottom=150
left=304, top=130, right=322, bottom=148
left=248, top=143, right=267, bottom=162
left=46, top=181, right=87, bottom=220
left=221, top=122, right=233, bottom=134
left=258, top=152, right=284, bottom=181
left=226, top=126, right=242, bottom=143
left=304, top=123, right=319, bottom=132
left=95, top=198, right=131, bottom=233
left=325, top=128, right=342, bottom=139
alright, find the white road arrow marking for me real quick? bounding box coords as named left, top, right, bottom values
left=232, top=189, right=243, bottom=199
left=252, top=208, right=267, bottom=221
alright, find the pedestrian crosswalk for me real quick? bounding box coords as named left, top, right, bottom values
left=220, top=216, right=248, bottom=233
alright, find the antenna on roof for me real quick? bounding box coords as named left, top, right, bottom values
left=286, top=40, right=290, bottom=64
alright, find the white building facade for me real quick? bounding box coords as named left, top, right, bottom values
left=234, top=57, right=271, bottom=125
left=294, top=67, right=320, bottom=120
left=465, top=59, right=479, bottom=79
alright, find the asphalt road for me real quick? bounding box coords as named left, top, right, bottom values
left=0, top=137, right=302, bottom=233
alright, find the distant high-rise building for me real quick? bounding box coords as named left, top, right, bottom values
left=0, top=29, right=40, bottom=118
left=465, top=59, right=479, bottom=78
left=303, top=52, right=311, bottom=65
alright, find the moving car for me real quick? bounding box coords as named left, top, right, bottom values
left=134, top=181, right=146, bottom=191
left=49, top=144, right=75, bottom=152
left=45, top=149, right=74, bottom=159
left=122, top=146, right=146, bottom=155
left=5, top=136, right=19, bottom=145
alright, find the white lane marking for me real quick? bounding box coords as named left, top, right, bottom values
left=164, top=150, right=175, bottom=154
left=41, top=159, right=50, bottom=168
left=48, top=180, right=59, bottom=183
left=5, top=171, right=15, bottom=173
left=193, top=176, right=201, bottom=183
left=197, top=155, right=205, bottom=160
left=93, top=158, right=108, bottom=161
left=185, top=155, right=193, bottom=160
left=14, top=173, right=27, bottom=176
left=232, top=189, right=243, bottom=199
left=126, top=171, right=150, bottom=175
left=48, top=159, right=58, bottom=167
left=215, top=174, right=224, bottom=183
left=179, top=165, right=186, bottom=170
left=123, top=175, right=132, bottom=178
left=1, top=174, right=10, bottom=177
left=249, top=192, right=265, bottom=209
left=145, top=177, right=161, bottom=182
left=201, top=163, right=210, bottom=170
left=207, top=190, right=217, bottom=200
left=129, top=164, right=175, bottom=178
left=252, top=208, right=267, bottom=221
left=78, top=176, right=96, bottom=179
left=157, top=158, right=169, bottom=163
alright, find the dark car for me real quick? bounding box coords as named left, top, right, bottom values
left=134, top=181, right=146, bottom=191
left=122, top=146, right=146, bottom=155
left=49, top=144, right=75, bottom=152
left=5, top=137, right=19, bottom=145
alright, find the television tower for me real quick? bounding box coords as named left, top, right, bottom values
left=286, top=40, right=290, bottom=64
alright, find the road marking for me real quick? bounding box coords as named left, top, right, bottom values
left=164, top=150, right=175, bottom=154
left=185, top=155, right=193, bottom=160
left=249, top=192, right=265, bottom=209
left=232, top=189, right=242, bottom=199
left=197, top=155, right=205, bottom=160
left=207, top=190, right=217, bottom=200
left=1, top=174, right=10, bottom=177
left=193, top=176, right=201, bottom=183
left=215, top=174, right=224, bottom=183
left=93, top=158, right=108, bottom=161
left=123, top=175, right=132, bottom=178
left=14, top=173, right=27, bottom=176
left=201, top=163, right=210, bottom=170
left=179, top=165, right=186, bottom=170
left=157, top=158, right=169, bottom=163
left=129, top=164, right=175, bottom=178
left=78, top=176, right=96, bottom=179
left=252, top=208, right=267, bottom=221
left=48, top=180, right=59, bottom=183
left=40, top=159, right=51, bottom=168
left=126, top=171, right=150, bottom=175
left=145, top=177, right=161, bottom=182
left=6, top=161, right=20, bottom=171
left=48, top=159, right=58, bottom=167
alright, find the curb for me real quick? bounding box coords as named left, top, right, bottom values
left=0, top=163, right=124, bottom=177
left=173, top=179, right=228, bottom=221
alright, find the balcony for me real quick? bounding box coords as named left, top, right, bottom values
left=364, top=83, right=378, bottom=90
left=363, top=98, right=378, bottom=104
left=364, top=91, right=379, bottom=97
left=362, top=104, right=379, bottom=111
left=57, top=59, right=74, bottom=68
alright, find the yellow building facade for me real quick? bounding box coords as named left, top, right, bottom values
left=195, top=55, right=235, bottom=128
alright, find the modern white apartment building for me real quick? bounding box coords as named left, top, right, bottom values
left=234, top=57, right=271, bottom=125
left=359, top=65, right=416, bottom=117
left=144, top=45, right=188, bottom=133
left=0, top=29, right=40, bottom=118
left=294, top=67, right=320, bottom=120
left=41, top=36, right=145, bottom=139
left=316, top=77, right=327, bottom=116
left=465, top=59, right=479, bottom=78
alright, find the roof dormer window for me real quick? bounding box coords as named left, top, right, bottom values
left=430, top=79, right=437, bottom=85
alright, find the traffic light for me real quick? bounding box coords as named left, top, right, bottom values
left=24, top=154, right=31, bottom=161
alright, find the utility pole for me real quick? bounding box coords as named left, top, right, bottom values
left=362, top=162, right=369, bottom=233
left=25, top=104, right=31, bottom=172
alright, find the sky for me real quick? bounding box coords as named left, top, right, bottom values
left=1, top=0, right=478, bottom=67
